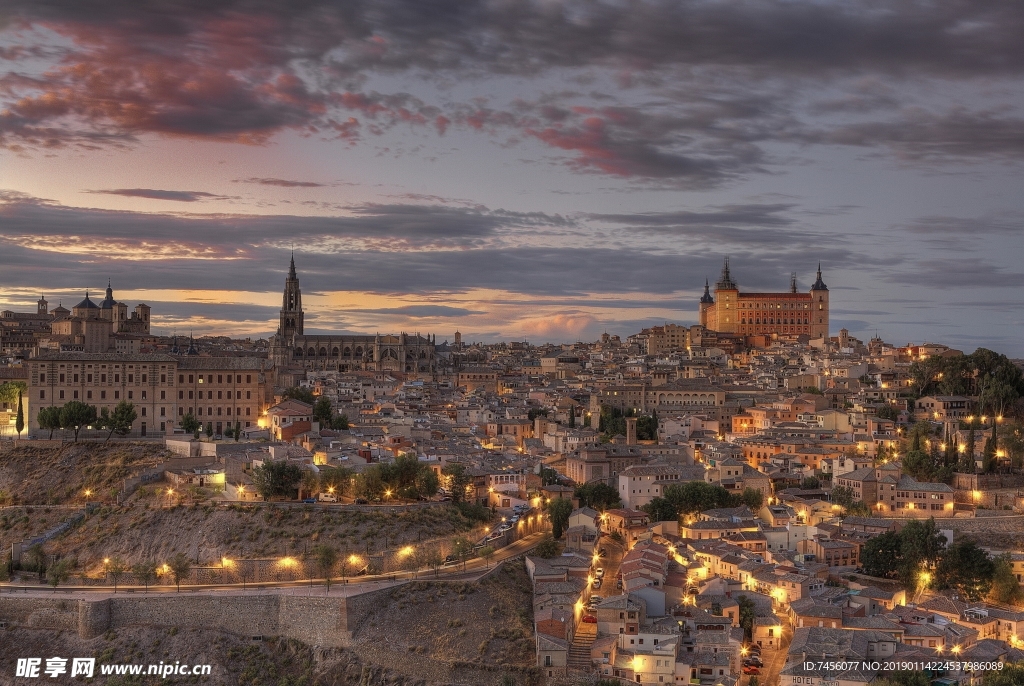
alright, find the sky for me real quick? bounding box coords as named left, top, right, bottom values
left=0, top=0, right=1022, bottom=354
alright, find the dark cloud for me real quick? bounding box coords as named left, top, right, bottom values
left=350, top=305, right=486, bottom=317
left=885, top=258, right=1024, bottom=289
left=587, top=204, right=827, bottom=244
left=234, top=178, right=329, bottom=188
left=0, top=193, right=875, bottom=297
left=2, top=1, right=1024, bottom=183
left=85, top=188, right=229, bottom=202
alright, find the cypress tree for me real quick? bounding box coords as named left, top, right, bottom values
left=15, top=391, right=24, bottom=437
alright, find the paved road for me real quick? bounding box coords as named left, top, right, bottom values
left=1, top=532, right=546, bottom=596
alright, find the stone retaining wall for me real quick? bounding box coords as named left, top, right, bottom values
left=0, top=584, right=401, bottom=647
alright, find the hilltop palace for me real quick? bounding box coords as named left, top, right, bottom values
left=269, top=255, right=436, bottom=386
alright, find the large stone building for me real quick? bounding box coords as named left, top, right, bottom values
left=27, top=352, right=273, bottom=437
left=269, top=256, right=436, bottom=385
left=699, top=259, right=829, bottom=339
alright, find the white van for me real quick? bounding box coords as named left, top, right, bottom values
left=318, top=493, right=338, bottom=502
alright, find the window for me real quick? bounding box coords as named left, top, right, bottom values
left=160, top=407, right=165, bottom=416
left=87, top=390, right=92, bottom=399
left=128, top=374, right=133, bottom=383
left=141, top=374, right=147, bottom=383
left=128, top=391, right=133, bottom=400
left=246, top=375, right=251, bottom=383
left=142, top=391, right=147, bottom=400
left=87, top=374, right=92, bottom=382
left=101, top=374, right=106, bottom=382
left=73, top=391, right=79, bottom=399
left=236, top=391, right=241, bottom=399
left=218, top=391, right=222, bottom=400
left=246, top=407, right=251, bottom=416
left=179, top=374, right=184, bottom=383
left=218, top=375, right=223, bottom=383
left=114, top=391, right=119, bottom=399
left=161, top=391, right=166, bottom=400
left=39, top=390, right=45, bottom=399
left=246, top=391, right=251, bottom=399
left=189, top=375, right=194, bottom=383
left=74, top=374, right=79, bottom=383
left=101, top=391, right=106, bottom=399
left=236, top=375, right=241, bottom=383
left=114, top=374, right=120, bottom=382
left=179, top=390, right=184, bottom=400
left=161, top=374, right=166, bottom=383
left=188, top=391, right=194, bottom=400
left=142, top=407, right=146, bottom=416
left=178, top=407, right=183, bottom=416
left=60, top=373, right=65, bottom=383
left=59, top=390, right=65, bottom=399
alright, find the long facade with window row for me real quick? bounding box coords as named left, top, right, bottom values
left=699, top=259, right=830, bottom=339
left=27, top=352, right=273, bottom=437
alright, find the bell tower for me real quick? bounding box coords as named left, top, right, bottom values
left=810, top=263, right=829, bottom=339
left=279, top=253, right=304, bottom=340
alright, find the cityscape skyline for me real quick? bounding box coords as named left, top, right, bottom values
left=1, top=1, right=1022, bottom=353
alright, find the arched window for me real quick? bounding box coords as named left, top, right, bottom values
left=331, top=347, right=339, bottom=357
left=343, top=347, right=351, bottom=357
left=307, top=347, right=316, bottom=357
left=294, top=348, right=303, bottom=357
left=319, top=347, right=327, bottom=357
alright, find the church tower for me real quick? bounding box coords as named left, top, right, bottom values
left=698, top=278, right=714, bottom=327
left=713, top=257, right=739, bottom=333
left=810, top=263, right=829, bottom=339
left=279, top=253, right=304, bottom=340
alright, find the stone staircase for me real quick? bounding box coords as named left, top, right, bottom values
left=568, top=623, right=598, bottom=670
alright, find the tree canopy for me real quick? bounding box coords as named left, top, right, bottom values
left=574, top=482, right=621, bottom=510
left=281, top=386, right=316, bottom=405
left=250, top=460, right=304, bottom=499
left=546, top=496, right=574, bottom=539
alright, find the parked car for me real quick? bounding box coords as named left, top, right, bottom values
left=354, top=498, right=369, bottom=504
left=615, top=578, right=623, bottom=589
left=302, top=498, right=316, bottom=504
left=355, top=566, right=369, bottom=576
left=444, top=554, right=457, bottom=563
left=744, top=656, right=763, bottom=667
left=592, top=578, right=602, bottom=589
left=594, top=567, right=605, bottom=578
left=582, top=615, right=597, bottom=623
left=745, top=644, right=761, bottom=655
left=318, top=493, right=337, bottom=502
left=742, top=666, right=761, bottom=676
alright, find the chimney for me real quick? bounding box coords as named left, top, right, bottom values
left=626, top=417, right=638, bottom=445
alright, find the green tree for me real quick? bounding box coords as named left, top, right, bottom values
left=546, top=496, right=573, bottom=539
left=533, top=535, right=560, bottom=558
left=99, top=401, right=137, bottom=444
left=897, top=518, right=947, bottom=592
left=737, top=594, right=756, bottom=642
left=0, top=381, right=26, bottom=404
left=37, top=405, right=62, bottom=439
left=740, top=487, right=764, bottom=512
left=831, top=485, right=856, bottom=511
left=312, top=544, right=338, bottom=593
left=234, top=421, right=241, bottom=441
left=962, top=423, right=977, bottom=473
left=330, top=414, right=349, bottom=430
left=180, top=412, right=201, bottom=436
left=60, top=401, right=97, bottom=442
left=983, top=421, right=998, bottom=473
left=540, top=466, right=560, bottom=486
left=480, top=545, right=496, bottom=568
left=989, top=554, right=1024, bottom=605
left=282, top=386, right=316, bottom=405
left=106, top=556, right=127, bottom=593
left=131, top=561, right=158, bottom=592
left=313, top=396, right=333, bottom=427
left=320, top=465, right=355, bottom=496
left=642, top=496, right=679, bottom=522
left=980, top=663, right=1024, bottom=686
left=663, top=481, right=735, bottom=516
left=442, top=463, right=473, bottom=503
left=574, top=482, right=621, bottom=510
left=528, top=407, right=549, bottom=421
left=205, top=422, right=213, bottom=438
left=936, top=538, right=994, bottom=602
left=300, top=470, right=320, bottom=500
left=15, top=391, right=24, bottom=437
left=250, top=460, right=304, bottom=500
left=168, top=553, right=192, bottom=592
left=861, top=530, right=902, bottom=579
left=800, top=476, right=821, bottom=490
left=451, top=537, right=474, bottom=570
left=46, top=559, right=72, bottom=590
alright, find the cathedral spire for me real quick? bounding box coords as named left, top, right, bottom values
left=715, top=257, right=737, bottom=290
left=811, top=263, right=828, bottom=291
left=289, top=251, right=296, bottom=279
left=700, top=278, right=714, bottom=304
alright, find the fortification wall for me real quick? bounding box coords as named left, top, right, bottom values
left=1, top=584, right=403, bottom=648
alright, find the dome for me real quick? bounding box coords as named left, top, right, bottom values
left=98, top=281, right=117, bottom=309
left=74, top=292, right=99, bottom=310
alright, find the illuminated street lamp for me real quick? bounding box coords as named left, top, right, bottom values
left=84, top=489, right=92, bottom=498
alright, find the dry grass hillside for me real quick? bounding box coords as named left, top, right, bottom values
left=0, top=442, right=172, bottom=505
left=42, top=502, right=490, bottom=574
left=0, top=563, right=540, bottom=686
left=348, top=560, right=538, bottom=685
